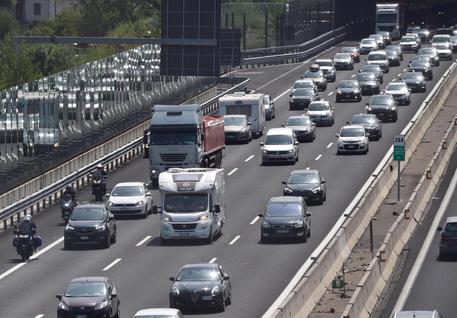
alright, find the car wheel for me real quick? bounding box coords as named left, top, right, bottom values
left=206, top=227, right=214, bottom=244
left=219, top=295, right=226, bottom=312
left=336, top=150, right=340, bottom=155
left=64, top=241, right=72, bottom=250
left=357, top=95, right=362, bottom=102
left=111, top=228, right=117, bottom=244
left=323, top=191, right=327, bottom=202
left=299, top=233, right=307, bottom=243
left=226, top=290, right=232, bottom=305
left=261, top=234, right=268, bottom=243
left=113, top=305, right=120, bottom=318
left=103, top=232, right=111, bottom=249
left=307, top=228, right=311, bottom=238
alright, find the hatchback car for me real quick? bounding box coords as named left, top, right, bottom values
left=290, top=79, right=317, bottom=94
left=289, top=88, right=319, bottom=110
left=107, top=182, right=152, bottom=218
left=434, top=44, right=453, bottom=61
left=359, top=64, right=384, bottom=84
left=133, top=308, right=183, bottom=318
left=314, top=59, right=336, bottom=81
left=408, top=60, right=433, bottom=80
left=340, top=46, right=361, bottom=62
left=359, top=38, right=378, bottom=54
left=223, top=115, right=252, bottom=143
left=369, top=34, right=385, bottom=48
left=418, top=47, right=440, bottom=66
left=336, top=80, right=361, bottom=102
left=308, top=100, right=334, bottom=126
left=386, top=44, right=403, bottom=61
left=391, top=310, right=445, bottom=318
left=169, top=263, right=231, bottom=312
left=401, top=72, right=426, bottom=92
left=356, top=72, right=381, bottom=95
left=438, top=216, right=457, bottom=259
left=400, top=35, right=420, bottom=52
left=259, top=196, right=311, bottom=242
left=284, top=115, right=315, bottom=142
left=64, top=204, right=117, bottom=249
left=366, top=94, right=398, bottom=122
left=282, top=169, right=326, bottom=204
left=333, top=52, right=354, bottom=70
left=350, top=113, right=382, bottom=140
left=384, top=82, right=411, bottom=105
left=56, top=276, right=120, bottom=318
left=366, top=51, right=389, bottom=73
left=302, top=65, right=327, bottom=90
left=263, top=94, right=275, bottom=120
left=261, top=128, right=299, bottom=165
left=336, top=125, right=369, bottom=154
left=386, top=49, right=401, bottom=66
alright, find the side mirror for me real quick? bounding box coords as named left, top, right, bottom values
left=294, top=141, right=299, bottom=145
left=312, top=122, right=316, bottom=126
left=331, top=107, right=335, bottom=110
left=366, top=133, right=371, bottom=137
left=145, top=192, right=152, bottom=197
left=365, top=102, right=369, bottom=106
left=56, top=294, right=62, bottom=301
left=281, top=181, right=287, bottom=185
left=247, top=122, right=252, bottom=125
left=301, top=76, right=304, bottom=79
left=110, top=293, right=117, bottom=299
left=258, top=213, right=264, bottom=217
left=271, top=102, right=275, bottom=106
left=437, top=226, right=443, bottom=232
left=322, top=179, right=326, bottom=184
left=104, top=193, right=110, bottom=198
left=169, top=277, right=175, bottom=282
left=281, top=124, right=285, bottom=127
left=214, top=204, right=221, bottom=213
left=223, top=275, right=230, bottom=281
left=306, top=212, right=312, bottom=217
left=108, top=213, right=115, bottom=220
left=335, top=134, right=339, bottom=138
left=346, top=121, right=351, bottom=124
left=260, top=142, right=264, bottom=146
left=289, top=93, right=293, bottom=97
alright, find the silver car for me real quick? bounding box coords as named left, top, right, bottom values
left=284, top=115, right=316, bottom=142
left=333, top=53, right=354, bottom=70
left=224, top=115, right=252, bottom=143
left=418, top=47, right=440, bottom=66
left=384, top=81, right=411, bottom=105
left=107, top=182, right=152, bottom=217
left=336, top=125, right=369, bottom=155
left=359, top=38, right=378, bottom=54
left=308, top=100, right=334, bottom=126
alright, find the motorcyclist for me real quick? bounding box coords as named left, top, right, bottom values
left=14, top=215, right=37, bottom=251
left=62, top=184, right=77, bottom=202
left=91, top=164, right=107, bottom=195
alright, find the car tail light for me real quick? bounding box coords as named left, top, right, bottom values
left=441, top=234, right=453, bottom=241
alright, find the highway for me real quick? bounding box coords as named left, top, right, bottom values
left=0, top=41, right=454, bottom=318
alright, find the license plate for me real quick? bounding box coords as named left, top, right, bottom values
left=76, top=315, right=87, bottom=318
left=179, top=232, right=190, bottom=236
left=79, top=236, right=89, bottom=240
left=347, top=145, right=355, bottom=149
left=276, top=230, right=289, bottom=233
left=202, top=296, right=213, bottom=300
left=378, top=114, right=384, bottom=117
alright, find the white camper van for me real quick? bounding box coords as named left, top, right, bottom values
left=218, top=92, right=265, bottom=137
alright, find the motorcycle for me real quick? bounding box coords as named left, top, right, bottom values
left=60, top=194, right=77, bottom=224
left=90, top=171, right=106, bottom=202
left=13, top=232, right=34, bottom=261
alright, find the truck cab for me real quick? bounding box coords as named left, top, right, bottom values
left=153, top=168, right=225, bottom=244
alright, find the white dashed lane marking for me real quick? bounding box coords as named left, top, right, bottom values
left=245, top=155, right=255, bottom=162
left=136, top=235, right=152, bottom=247
left=328, top=91, right=334, bottom=96
left=102, top=258, right=122, bottom=271
left=315, top=154, right=322, bottom=161
left=228, top=168, right=238, bottom=176
left=250, top=216, right=260, bottom=225
left=327, top=142, right=333, bottom=149
left=209, top=257, right=217, bottom=264
left=229, top=235, right=241, bottom=245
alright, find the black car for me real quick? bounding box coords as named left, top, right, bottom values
left=356, top=72, right=381, bottom=95
left=386, top=45, right=403, bottom=61
left=57, top=276, right=120, bottom=318
left=386, top=49, right=401, bottom=66
left=408, top=60, right=433, bottom=80
left=169, top=263, right=232, bottom=312
left=401, top=72, right=426, bottom=93
left=64, top=203, right=117, bottom=249
left=350, top=113, right=382, bottom=140
left=336, top=80, right=361, bottom=102
left=282, top=169, right=326, bottom=205
left=289, top=88, right=319, bottom=110
left=366, top=94, right=398, bottom=122
left=359, top=64, right=384, bottom=84
left=259, top=196, right=311, bottom=242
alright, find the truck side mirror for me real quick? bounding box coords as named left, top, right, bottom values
left=213, top=204, right=221, bottom=213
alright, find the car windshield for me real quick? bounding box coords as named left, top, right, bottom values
left=334, top=53, right=349, bottom=59
left=316, top=60, right=332, bottom=66
left=362, top=65, right=380, bottom=72
left=341, top=47, right=355, bottom=53
left=111, top=185, right=144, bottom=197
left=432, top=37, right=449, bottom=43
left=266, top=202, right=302, bottom=217
left=403, top=73, right=423, bottom=81
left=309, top=103, right=329, bottom=111
left=303, top=71, right=322, bottom=78
left=177, top=267, right=220, bottom=281
left=407, top=27, right=420, bottom=33
left=445, top=222, right=457, bottom=232
left=352, top=116, right=377, bottom=125
left=361, top=39, right=376, bottom=45
left=386, top=45, right=400, bottom=51
left=419, top=48, right=435, bottom=54
left=410, top=61, right=426, bottom=68
left=70, top=208, right=104, bottom=221
left=293, top=88, right=314, bottom=96
left=164, top=193, right=208, bottom=213
left=65, top=282, right=107, bottom=297
left=264, top=134, right=293, bottom=145
left=150, top=131, right=197, bottom=145
left=293, top=81, right=313, bottom=89
left=357, top=73, right=375, bottom=81
left=371, top=96, right=392, bottom=105
left=402, top=36, right=416, bottom=42
left=288, top=173, right=319, bottom=184
left=386, top=50, right=398, bottom=57
left=414, top=55, right=429, bottom=61
left=338, top=81, right=357, bottom=88
left=386, top=83, right=406, bottom=90
left=224, top=116, right=246, bottom=126
left=286, top=117, right=311, bottom=126
left=340, top=127, right=365, bottom=137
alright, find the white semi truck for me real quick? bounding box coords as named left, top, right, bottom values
left=152, top=168, right=226, bottom=245
left=375, top=3, right=403, bottom=40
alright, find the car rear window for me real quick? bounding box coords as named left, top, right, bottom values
left=445, top=222, right=457, bottom=232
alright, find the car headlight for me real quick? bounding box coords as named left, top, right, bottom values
left=96, top=224, right=106, bottom=232
left=211, top=285, right=221, bottom=296
left=107, top=201, right=113, bottom=208
left=58, top=301, right=69, bottom=310
left=312, top=187, right=321, bottom=193
left=294, top=220, right=304, bottom=228
left=136, top=200, right=144, bottom=206
left=262, top=221, right=271, bottom=228
left=199, top=215, right=209, bottom=221
left=94, top=299, right=109, bottom=310
left=262, top=148, right=268, bottom=154
left=162, top=216, right=172, bottom=223
left=391, top=106, right=397, bottom=111
left=284, top=188, right=293, bottom=193
left=172, top=286, right=180, bottom=295
left=286, top=149, right=294, bottom=154
left=337, top=90, right=342, bottom=94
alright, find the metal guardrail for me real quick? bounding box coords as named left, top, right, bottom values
left=241, top=27, right=347, bottom=65
left=0, top=78, right=250, bottom=229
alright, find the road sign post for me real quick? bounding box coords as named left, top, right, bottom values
left=393, top=135, right=405, bottom=202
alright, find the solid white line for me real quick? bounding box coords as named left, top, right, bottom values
left=102, top=258, right=122, bottom=271
left=227, top=168, right=238, bottom=176
left=327, top=142, right=333, bottom=149
left=229, top=235, right=241, bottom=245
left=315, top=154, right=322, bottom=161
left=35, top=315, right=45, bottom=318
left=351, top=74, right=356, bottom=78
left=209, top=257, right=217, bottom=264
left=245, top=155, right=254, bottom=162
left=273, top=89, right=292, bottom=102
left=135, top=235, right=152, bottom=247
left=250, top=216, right=260, bottom=225
left=392, top=168, right=457, bottom=314
left=328, top=91, right=334, bottom=96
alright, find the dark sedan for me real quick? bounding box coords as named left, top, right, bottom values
left=64, top=204, right=117, bottom=249
left=57, top=276, right=120, bottom=318
left=336, top=80, right=361, bottom=102
left=169, top=263, right=232, bottom=312
left=289, top=88, right=319, bottom=110
left=359, top=64, right=384, bottom=84
left=408, top=60, right=433, bottom=80
left=350, top=113, right=382, bottom=140
left=366, top=94, right=398, bottom=122
left=282, top=169, right=326, bottom=205
left=401, top=72, right=426, bottom=93
left=356, top=72, right=381, bottom=95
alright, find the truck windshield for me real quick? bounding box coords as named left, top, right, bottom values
left=376, top=14, right=397, bottom=24
left=164, top=193, right=208, bottom=213
left=149, top=131, right=197, bottom=145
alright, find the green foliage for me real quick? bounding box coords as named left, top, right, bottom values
left=0, top=9, right=19, bottom=40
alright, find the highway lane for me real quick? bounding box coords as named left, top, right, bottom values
left=0, top=41, right=454, bottom=318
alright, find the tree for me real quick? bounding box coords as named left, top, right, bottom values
left=0, top=9, right=19, bottom=40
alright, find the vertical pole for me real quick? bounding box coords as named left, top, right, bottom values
left=370, top=219, right=374, bottom=258
left=264, top=11, right=268, bottom=48
left=397, top=160, right=401, bottom=202
left=243, top=12, right=246, bottom=50
left=231, top=12, right=235, bottom=29
left=225, top=13, right=229, bottom=29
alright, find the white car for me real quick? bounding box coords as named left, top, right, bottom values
left=133, top=308, right=183, bottom=318
left=391, top=310, right=444, bottom=318
left=384, top=81, right=411, bottom=105
left=261, top=128, right=299, bottom=165
left=434, top=44, right=453, bottom=61
left=333, top=53, right=354, bottom=70
left=431, top=34, right=451, bottom=48
left=359, top=38, right=378, bottom=54
left=308, top=100, right=335, bottom=126
left=336, top=125, right=369, bottom=155
left=400, top=35, right=420, bottom=52
left=107, top=182, right=152, bottom=217
left=366, top=51, right=389, bottom=73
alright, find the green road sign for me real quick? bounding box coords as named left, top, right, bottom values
left=393, top=135, right=405, bottom=161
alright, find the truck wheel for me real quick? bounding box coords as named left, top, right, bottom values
left=206, top=227, right=214, bottom=244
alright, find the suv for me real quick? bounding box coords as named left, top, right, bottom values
left=259, top=196, right=311, bottom=242
left=438, top=216, right=457, bottom=259
left=260, top=128, right=299, bottom=165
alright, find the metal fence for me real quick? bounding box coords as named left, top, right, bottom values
left=0, top=44, right=215, bottom=194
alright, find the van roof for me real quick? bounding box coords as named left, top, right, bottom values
left=266, top=127, right=294, bottom=136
